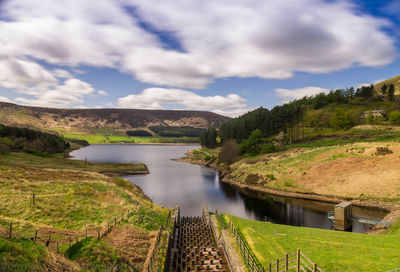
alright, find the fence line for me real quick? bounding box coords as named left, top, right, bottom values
left=4, top=209, right=137, bottom=263
left=264, top=249, right=323, bottom=272
left=215, top=212, right=323, bottom=272
left=215, top=211, right=263, bottom=272
left=145, top=210, right=174, bottom=272
left=206, top=209, right=241, bottom=272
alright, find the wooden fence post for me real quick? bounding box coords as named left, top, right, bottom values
left=46, top=235, right=51, bottom=247
left=313, top=263, right=317, bottom=272
left=57, top=242, right=59, bottom=253
left=97, top=230, right=100, bottom=240
left=114, top=217, right=116, bottom=225
left=285, top=253, right=288, bottom=271
left=69, top=237, right=71, bottom=247
left=296, top=249, right=300, bottom=272
left=34, top=230, right=37, bottom=243
left=32, top=193, right=35, bottom=205
left=8, top=222, right=12, bottom=239
left=276, top=259, right=279, bottom=272
left=269, top=263, right=272, bottom=272
left=85, top=229, right=88, bottom=238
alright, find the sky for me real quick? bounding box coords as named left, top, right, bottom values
left=0, top=0, right=399, bottom=117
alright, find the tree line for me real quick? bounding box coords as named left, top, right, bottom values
left=200, top=82, right=398, bottom=159
left=149, top=126, right=205, bottom=137
left=0, top=124, right=69, bottom=155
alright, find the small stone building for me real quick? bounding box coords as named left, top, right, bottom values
left=363, top=110, right=387, bottom=118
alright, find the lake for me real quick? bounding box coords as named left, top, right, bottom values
left=70, top=144, right=387, bottom=233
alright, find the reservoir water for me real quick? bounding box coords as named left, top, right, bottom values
left=70, top=144, right=387, bottom=233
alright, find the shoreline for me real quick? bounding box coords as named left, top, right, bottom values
left=66, top=143, right=151, bottom=176
left=175, top=156, right=400, bottom=230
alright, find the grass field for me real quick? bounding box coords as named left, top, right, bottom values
left=0, top=152, right=148, bottom=175
left=0, top=153, right=169, bottom=271
left=223, top=214, right=400, bottom=272
left=62, top=133, right=199, bottom=144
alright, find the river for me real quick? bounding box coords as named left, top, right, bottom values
left=70, top=144, right=387, bottom=233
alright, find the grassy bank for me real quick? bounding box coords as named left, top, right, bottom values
left=186, top=127, right=400, bottom=202
left=223, top=214, right=400, bottom=272
left=0, top=152, right=169, bottom=271
left=0, top=152, right=149, bottom=176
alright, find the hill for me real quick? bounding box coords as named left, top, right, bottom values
left=0, top=152, right=169, bottom=270
left=374, top=74, right=400, bottom=95
left=0, top=102, right=230, bottom=136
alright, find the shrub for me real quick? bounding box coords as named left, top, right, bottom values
left=389, top=111, right=400, bottom=124
left=218, top=140, right=240, bottom=165
left=330, top=108, right=356, bottom=129
left=0, top=143, right=10, bottom=155
left=261, top=142, right=275, bottom=154
left=240, top=129, right=263, bottom=155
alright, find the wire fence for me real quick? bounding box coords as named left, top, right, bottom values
left=144, top=210, right=174, bottom=272
left=215, top=211, right=263, bottom=272
left=3, top=208, right=144, bottom=271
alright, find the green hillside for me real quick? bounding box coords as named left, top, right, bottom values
left=375, top=74, right=400, bottom=95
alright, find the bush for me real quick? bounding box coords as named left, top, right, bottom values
left=218, top=140, right=240, bottom=165
left=0, top=143, right=10, bottom=154
left=261, top=142, right=275, bottom=154
left=330, top=108, right=357, bottom=129
left=204, top=155, right=211, bottom=161
left=240, top=129, right=264, bottom=155
left=389, top=111, right=400, bottom=124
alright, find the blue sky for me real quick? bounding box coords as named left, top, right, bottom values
left=0, top=0, right=399, bottom=117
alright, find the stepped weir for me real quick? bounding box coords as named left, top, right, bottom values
left=167, top=207, right=231, bottom=272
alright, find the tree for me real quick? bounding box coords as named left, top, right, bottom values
left=388, top=84, right=395, bottom=101
left=330, top=108, right=356, bottom=129
left=381, top=84, right=388, bottom=96
left=389, top=111, right=400, bottom=124
left=200, top=127, right=217, bottom=148
left=239, top=129, right=264, bottom=155
left=218, top=140, right=240, bottom=165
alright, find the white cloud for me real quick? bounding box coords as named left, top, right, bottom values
left=118, top=88, right=247, bottom=116
left=212, top=108, right=253, bottom=118
left=275, top=86, right=330, bottom=102
left=354, top=83, right=371, bottom=89
left=0, top=96, right=12, bottom=103
left=15, top=78, right=96, bottom=107
left=53, top=69, right=72, bottom=79
left=0, top=0, right=395, bottom=91
left=97, top=90, right=108, bottom=96
left=125, top=0, right=396, bottom=87
left=0, top=58, right=58, bottom=89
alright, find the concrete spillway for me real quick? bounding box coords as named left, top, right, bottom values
left=168, top=216, right=230, bottom=272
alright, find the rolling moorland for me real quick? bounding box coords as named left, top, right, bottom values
left=0, top=102, right=230, bottom=144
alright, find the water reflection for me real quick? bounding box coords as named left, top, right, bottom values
left=70, top=144, right=387, bottom=233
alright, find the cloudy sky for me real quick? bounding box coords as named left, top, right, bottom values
left=0, top=0, right=399, bottom=117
